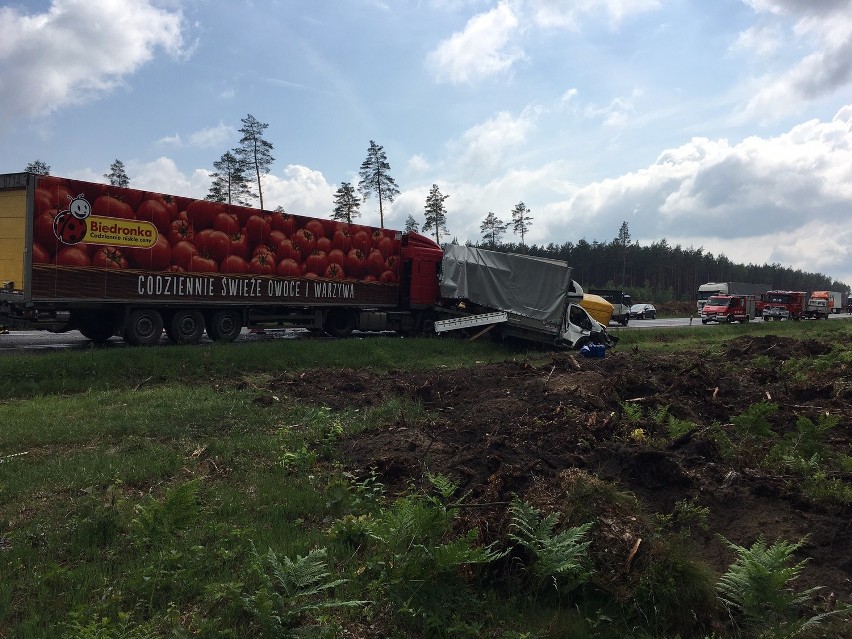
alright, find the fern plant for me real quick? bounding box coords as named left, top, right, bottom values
left=731, top=401, right=778, bottom=438
left=242, top=545, right=365, bottom=637
left=356, top=491, right=503, bottom=633
left=621, top=402, right=643, bottom=423
left=508, top=498, right=593, bottom=592
left=130, top=478, right=202, bottom=545
left=716, top=536, right=841, bottom=638
left=365, top=494, right=500, bottom=571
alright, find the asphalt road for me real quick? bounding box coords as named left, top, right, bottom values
left=0, top=313, right=849, bottom=353
left=613, top=312, right=852, bottom=330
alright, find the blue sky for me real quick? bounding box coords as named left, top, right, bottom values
left=2, top=0, right=852, bottom=285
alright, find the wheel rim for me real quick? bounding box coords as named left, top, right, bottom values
left=207, top=310, right=242, bottom=342
left=217, top=315, right=236, bottom=335
left=135, top=316, right=156, bottom=339
left=126, top=310, right=163, bottom=346
left=170, top=311, right=204, bottom=344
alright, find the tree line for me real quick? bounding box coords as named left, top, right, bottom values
left=24, top=116, right=849, bottom=300
left=471, top=230, right=850, bottom=302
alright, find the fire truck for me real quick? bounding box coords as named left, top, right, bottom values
left=700, top=294, right=757, bottom=324
left=760, top=291, right=807, bottom=321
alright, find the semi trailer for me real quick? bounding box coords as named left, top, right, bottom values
left=0, top=172, right=613, bottom=350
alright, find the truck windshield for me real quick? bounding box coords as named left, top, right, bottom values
left=707, top=296, right=730, bottom=307
left=765, top=294, right=791, bottom=304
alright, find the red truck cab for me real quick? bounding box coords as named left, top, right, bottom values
left=700, top=295, right=757, bottom=324
left=761, top=291, right=807, bottom=321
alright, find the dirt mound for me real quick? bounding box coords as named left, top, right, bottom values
left=272, top=340, right=852, bottom=604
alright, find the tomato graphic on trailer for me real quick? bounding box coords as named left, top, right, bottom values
left=52, top=195, right=91, bottom=244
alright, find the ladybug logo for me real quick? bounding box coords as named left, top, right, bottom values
left=69, top=194, right=91, bottom=220
left=53, top=195, right=91, bottom=245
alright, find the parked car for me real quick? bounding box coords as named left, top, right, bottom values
left=629, top=303, right=657, bottom=319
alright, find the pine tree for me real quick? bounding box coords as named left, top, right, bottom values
left=480, top=211, right=508, bottom=249
left=25, top=160, right=50, bottom=175
left=104, top=159, right=129, bottom=187
left=332, top=182, right=361, bottom=224
left=207, top=151, right=253, bottom=205
left=422, top=184, right=449, bottom=245
left=511, top=201, right=533, bottom=250
left=404, top=214, right=420, bottom=233
left=615, top=221, right=631, bottom=287
left=236, top=114, right=274, bottom=210
left=358, top=140, right=399, bottom=228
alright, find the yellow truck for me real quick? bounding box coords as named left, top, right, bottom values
left=580, top=294, right=614, bottom=327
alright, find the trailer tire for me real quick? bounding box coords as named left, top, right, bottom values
left=324, top=310, right=356, bottom=338
left=124, top=309, right=164, bottom=346
left=206, top=310, right=242, bottom=342
left=76, top=312, right=116, bottom=344
left=167, top=310, right=205, bottom=345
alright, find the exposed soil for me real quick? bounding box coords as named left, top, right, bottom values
left=271, top=334, right=852, bottom=608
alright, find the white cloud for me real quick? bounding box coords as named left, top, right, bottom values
left=0, top=0, right=186, bottom=125
left=559, top=88, right=579, bottom=109
left=729, top=25, right=782, bottom=57
left=407, top=154, right=432, bottom=174
left=769, top=220, right=852, bottom=282
left=584, top=90, right=641, bottom=127
left=188, top=123, right=236, bottom=149
left=426, top=1, right=523, bottom=84
left=424, top=0, right=661, bottom=86
left=427, top=0, right=492, bottom=10
left=264, top=165, right=336, bottom=218
left=128, top=157, right=210, bottom=197
left=154, top=124, right=235, bottom=150
left=156, top=133, right=182, bottom=147
left=529, top=0, right=661, bottom=30
left=738, top=0, right=852, bottom=121
left=448, top=108, right=539, bottom=175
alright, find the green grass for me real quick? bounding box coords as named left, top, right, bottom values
left=0, top=335, right=514, bottom=400
left=1, top=329, right=850, bottom=638
left=614, top=315, right=852, bottom=352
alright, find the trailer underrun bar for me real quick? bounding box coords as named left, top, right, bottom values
left=434, top=311, right=508, bottom=333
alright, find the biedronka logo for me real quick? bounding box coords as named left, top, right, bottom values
left=52, top=195, right=157, bottom=249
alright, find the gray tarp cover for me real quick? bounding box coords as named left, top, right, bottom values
left=439, top=244, right=574, bottom=326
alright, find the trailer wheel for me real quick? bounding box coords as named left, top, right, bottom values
left=206, top=310, right=242, bottom=342
left=324, top=310, right=356, bottom=338
left=124, top=309, right=164, bottom=346
left=167, top=310, right=205, bottom=345
left=76, top=312, right=116, bottom=344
